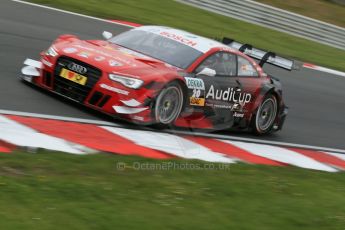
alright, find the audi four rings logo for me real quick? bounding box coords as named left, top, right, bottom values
left=67, top=63, right=87, bottom=74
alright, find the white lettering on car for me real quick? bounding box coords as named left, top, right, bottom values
left=160, top=31, right=197, bottom=47
left=206, top=85, right=251, bottom=105
left=233, top=112, right=245, bottom=118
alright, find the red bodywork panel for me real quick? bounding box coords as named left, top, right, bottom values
left=31, top=30, right=286, bottom=131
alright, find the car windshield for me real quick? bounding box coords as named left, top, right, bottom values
left=109, top=30, right=203, bottom=69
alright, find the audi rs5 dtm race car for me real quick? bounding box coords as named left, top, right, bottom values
left=21, top=25, right=292, bottom=134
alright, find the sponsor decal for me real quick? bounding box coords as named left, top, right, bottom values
left=206, top=85, right=252, bottom=105
left=185, top=77, right=205, bottom=106
left=205, top=103, right=232, bottom=109
left=42, top=59, right=53, bottom=67
left=204, top=102, right=246, bottom=111
left=67, top=62, right=87, bottom=75
left=94, top=56, right=105, bottom=61
left=59, top=68, right=87, bottom=86
left=190, top=88, right=205, bottom=106
left=160, top=31, right=197, bottom=47
left=109, top=60, right=123, bottom=67
left=63, top=47, right=78, bottom=54
left=100, top=84, right=129, bottom=95
left=77, top=51, right=90, bottom=58
left=185, top=77, right=205, bottom=90
left=185, top=77, right=206, bottom=106
left=190, top=97, right=205, bottom=106
left=233, top=112, right=244, bottom=118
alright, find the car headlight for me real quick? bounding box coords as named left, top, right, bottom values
left=109, top=74, right=143, bottom=89
left=45, top=46, right=58, bottom=57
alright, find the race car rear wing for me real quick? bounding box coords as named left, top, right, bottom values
left=222, top=37, right=295, bottom=70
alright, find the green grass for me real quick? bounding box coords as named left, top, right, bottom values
left=28, top=0, right=345, bottom=72
left=1, top=150, right=345, bottom=229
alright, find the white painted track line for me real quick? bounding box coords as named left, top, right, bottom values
left=224, top=140, right=337, bottom=172
left=303, top=63, right=345, bottom=78
left=0, top=109, right=119, bottom=127
left=2, top=109, right=345, bottom=155
left=102, top=126, right=236, bottom=163
left=0, top=115, right=93, bottom=154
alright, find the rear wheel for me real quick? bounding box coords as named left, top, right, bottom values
left=154, top=82, right=184, bottom=125
left=252, top=94, right=278, bottom=135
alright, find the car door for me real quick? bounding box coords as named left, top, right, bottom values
left=186, top=51, right=263, bottom=125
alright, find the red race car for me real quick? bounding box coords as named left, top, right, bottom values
left=21, top=25, right=291, bottom=134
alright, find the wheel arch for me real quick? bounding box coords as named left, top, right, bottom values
left=248, top=85, right=280, bottom=127
left=254, top=84, right=282, bottom=113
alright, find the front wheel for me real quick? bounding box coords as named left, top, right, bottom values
left=252, top=94, right=278, bottom=135
left=154, top=82, right=184, bottom=125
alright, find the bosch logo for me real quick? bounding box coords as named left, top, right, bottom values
left=67, top=63, right=87, bottom=74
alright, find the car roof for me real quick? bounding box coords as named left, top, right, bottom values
left=134, top=25, right=232, bottom=53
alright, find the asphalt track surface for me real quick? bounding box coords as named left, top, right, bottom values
left=1, top=0, right=345, bottom=149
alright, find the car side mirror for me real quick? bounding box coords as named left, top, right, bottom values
left=196, top=67, right=216, bottom=77
left=102, top=31, right=113, bottom=40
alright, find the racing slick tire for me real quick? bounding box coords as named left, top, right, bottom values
left=154, top=81, right=184, bottom=126
left=252, top=94, right=278, bottom=135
